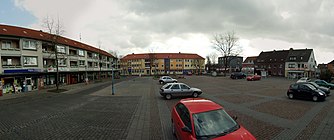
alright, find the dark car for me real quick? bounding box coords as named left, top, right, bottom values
left=314, top=80, right=334, bottom=89
left=299, top=82, right=330, bottom=95
left=230, top=72, right=246, bottom=79
left=287, top=83, right=326, bottom=102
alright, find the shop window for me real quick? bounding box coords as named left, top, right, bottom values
left=23, top=40, right=37, bottom=50
left=23, top=56, right=38, bottom=66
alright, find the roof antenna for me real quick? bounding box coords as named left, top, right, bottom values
left=79, top=33, right=82, bottom=41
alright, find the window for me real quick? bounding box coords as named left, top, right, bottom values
left=288, top=64, right=295, bottom=68
left=57, top=45, right=66, bottom=53
left=23, top=56, right=38, bottom=66
left=175, top=103, right=192, bottom=130
left=300, top=56, right=303, bottom=60
left=23, top=40, right=37, bottom=50
left=2, top=58, right=12, bottom=65
left=79, top=60, right=85, bottom=66
left=58, top=59, right=66, bottom=66
left=78, top=50, right=84, bottom=56
left=180, top=84, right=190, bottom=90
left=171, top=84, right=180, bottom=89
left=161, top=65, right=164, bottom=67
left=289, top=56, right=296, bottom=61
left=1, top=41, right=11, bottom=49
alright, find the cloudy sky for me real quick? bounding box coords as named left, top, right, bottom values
left=1, top=0, right=334, bottom=63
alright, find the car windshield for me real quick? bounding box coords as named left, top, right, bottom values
left=193, top=109, right=239, bottom=139
left=309, top=82, right=319, bottom=88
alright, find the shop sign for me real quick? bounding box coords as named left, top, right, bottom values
left=4, top=69, right=42, bottom=73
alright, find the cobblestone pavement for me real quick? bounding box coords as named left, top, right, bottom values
left=1, top=76, right=333, bottom=140
left=174, top=76, right=334, bottom=140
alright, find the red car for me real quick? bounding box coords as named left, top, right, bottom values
left=171, top=98, right=256, bottom=140
left=246, top=75, right=261, bottom=81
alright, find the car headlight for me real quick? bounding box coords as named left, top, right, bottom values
left=319, top=92, right=324, bottom=96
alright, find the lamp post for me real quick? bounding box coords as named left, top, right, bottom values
left=111, top=63, right=115, bottom=95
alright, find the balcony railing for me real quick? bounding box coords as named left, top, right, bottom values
left=1, top=47, right=20, bottom=51
left=2, top=65, right=22, bottom=68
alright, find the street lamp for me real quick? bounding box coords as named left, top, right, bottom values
left=111, top=62, right=115, bottom=95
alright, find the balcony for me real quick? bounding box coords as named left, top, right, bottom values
left=2, top=64, right=22, bottom=68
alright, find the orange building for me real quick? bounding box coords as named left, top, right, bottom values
left=120, top=53, right=205, bottom=75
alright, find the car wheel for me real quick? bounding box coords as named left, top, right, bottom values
left=193, top=92, right=199, bottom=98
left=288, top=93, right=294, bottom=99
left=160, top=81, right=164, bottom=85
left=165, top=94, right=172, bottom=100
left=312, top=96, right=318, bottom=102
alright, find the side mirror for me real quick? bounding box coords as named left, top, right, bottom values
left=232, top=115, right=238, bottom=121
left=181, top=126, right=192, bottom=133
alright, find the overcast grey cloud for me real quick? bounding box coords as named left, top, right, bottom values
left=13, top=0, right=334, bottom=63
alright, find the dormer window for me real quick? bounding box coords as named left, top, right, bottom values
left=289, top=56, right=296, bottom=61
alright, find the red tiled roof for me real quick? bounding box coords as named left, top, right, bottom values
left=0, top=24, right=114, bottom=58
left=120, top=53, right=204, bottom=60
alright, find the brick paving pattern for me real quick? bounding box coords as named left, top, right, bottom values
left=0, top=96, right=139, bottom=139
left=217, top=94, right=263, bottom=104
left=0, top=75, right=333, bottom=139
left=295, top=101, right=334, bottom=140
left=250, top=100, right=314, bottom=120
left=228, top=110, right=284, bottom=140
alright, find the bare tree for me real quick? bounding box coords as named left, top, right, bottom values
left=209, top=52, right=218, bottom=64
left=108, top=50, right=119, bottom=58
left=212, top=31, right=240, bottom=76
left=42, top=15, right=65, bottom=91
left=192, top=59, right=204, bottom=75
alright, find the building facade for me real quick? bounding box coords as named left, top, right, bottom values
left=242, top=56, right=257, bottom=75
left=217, top=56, right=243, bottom=72
left=328, top=60, right=334, bottom=75
left=255, top=50, right=289, bottom=77
left=120, top=53, right=205, bottom=75
left=285, top=48, right=317, bottom=78
left=0, top=24, right=117, bottom=94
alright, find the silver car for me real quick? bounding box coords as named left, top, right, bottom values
left=158, top=76, right=177, bottom=85
left=159, top=83, right=202, bottom=100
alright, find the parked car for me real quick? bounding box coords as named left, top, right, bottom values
left=159, top=76, right=177, bottom=85
left=314, top=79, right=334, bottom=89
left=171, top=98, right=256, bottom=140
left=287, top=83, right=326, bottom=102
left=230, top=72, right=246, bottom=79
left=296, top=77, right=311, bottom=83
left=299, top=82, right=330, bottom=95
left=246, top=75, right=261, bottom=81
left=159, top=83, right=202, bottom=100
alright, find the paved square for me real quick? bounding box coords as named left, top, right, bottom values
left=0, top=76, right=333, bottom=140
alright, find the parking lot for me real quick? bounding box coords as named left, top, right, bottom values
left=1, top=76, right=333, bottom=140
left=157, top=76, right=334, bottom=140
